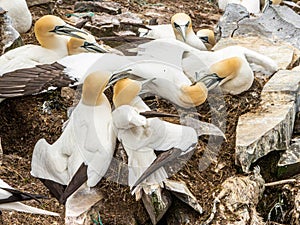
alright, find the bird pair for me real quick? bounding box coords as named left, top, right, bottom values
left=139, top=13, right=216, bottom=50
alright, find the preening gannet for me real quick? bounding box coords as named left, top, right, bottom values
left=109, top=58, right=215, bottom=108
left=0, top=0, right=32, bottom=33
left=0, top=179, right=59, bottom=216
left=218, top=0, right=261, bottom=14
left=112, top=78, right=198, bottom=193
left=31, top=71, right=116, bottom=191
left=137, top=39, right=278, bottom=95
left=0, top=15, right=89, bottom=75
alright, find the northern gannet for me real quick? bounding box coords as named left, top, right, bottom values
left=136, top=38, right=278, bottom=95
left=0, top=0, right=32, bottom=33
left=196, top=28, right=216, bottom=50
left=0, top=178, right=59, bottom=216
left=111, top=78, right=198, bottom=195
left=31, top=71, right=116, bottom=191
left=0, top=15, right=89, bottom=75
left=171, top=13, right=207, bottom=50
left=139, top=13, right=211, bottom=50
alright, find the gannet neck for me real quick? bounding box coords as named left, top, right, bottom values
left=180, top=82, right=208, bottom=106
left=113, top=78, right=142, bottom=108
left=67, top=38, right=85, bottom=55
left=34, top=15, right=69, bottom=55
left=82, top=71, right=111, bottom=106
left=209, top=57, right=242, bottom=79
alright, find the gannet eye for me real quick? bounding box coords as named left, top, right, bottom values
left=185, top=21, right=190, bottom=27
left=174, top=22, right=180, bottom=28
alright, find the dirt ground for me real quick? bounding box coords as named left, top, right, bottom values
left=0, top=0, right=296, bottom=224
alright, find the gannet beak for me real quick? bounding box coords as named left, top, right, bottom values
left=52, top=24, right=88, bottom=39
left=177, top=25, right=187, bottom=42
left=106, top=69, right=133, bottom=88
left=262, top=0, right=272, bottom=13
left=195, top=73, right=224, bottom=90
left=132, top=148, right=183, bottom=189
left=82, top=41, right=108, bottom=53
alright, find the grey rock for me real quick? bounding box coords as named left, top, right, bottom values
left=0, top=7, right=23, bottom=54
left=236, top=69, right=300, bottom=172
left=277, top=137, right=300, bottom=178
left=261, top=70, right=300, bottom=106
left=217, top=4, right=300, bottom=50
left=83, top=12, right=143, bottom=37
left=74, top=1, right=122, bottom=15
left=236, top=102, right=296, bottom=172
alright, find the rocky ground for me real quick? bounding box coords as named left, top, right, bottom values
left=0, top=0, right=299, bottom=224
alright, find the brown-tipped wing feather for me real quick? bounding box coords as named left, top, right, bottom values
left=0, top=62, right=76, bottom=98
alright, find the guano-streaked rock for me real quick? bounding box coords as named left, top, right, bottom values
left=236, top=69, right=300, bottom=172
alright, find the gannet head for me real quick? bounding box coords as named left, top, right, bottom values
left=209, top=57, right=242, bottom=80
left=171, top=13, right=193, bottom=42
left=82, top=71, right=111, bottom=106
left=113, top=78, right=142, bottom=107
left=67, top=37, right=108, bottom=55
left=180, top=82, right=208, bottom=106
left=34, top=15, right=87, bottom=47
left=196, top=29, right=216, bottom=50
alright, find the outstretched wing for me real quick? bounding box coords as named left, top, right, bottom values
left=0, top=62, right=76, bottom=98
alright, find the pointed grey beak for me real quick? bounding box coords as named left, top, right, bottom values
left=106, top=69, right=133, bottom=89
left=177, top=25, right=187, bottom=42
left=262, top=0, right=272, bottom=13
left=82, top=42, right=108, bottom=53
left=51, top=24, right=88, bottom=39
left=194, top=72, right=223, bottom=90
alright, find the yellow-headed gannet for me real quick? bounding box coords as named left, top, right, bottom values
left=137, top=38, right=278, bottom=95
left=112, top=78, right=198, bottom=195
left=31, top=71, right=116, bottom=193
left=0, top=15, right=90, bottom=75
left=171, top=13, right=207, bottom=50
left=0, top=0, right=32, bottom=33
left=0, top=178, right=59, bottom=216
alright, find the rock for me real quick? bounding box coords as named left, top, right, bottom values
left=203, top=167, right=265, bottom=225
left=261, top=70, right=300, bottom=105
left=236, top=69, right=300, bottom=172
left=213, top=37, right=299, bottom=71
left=215, top=4, right=250, bottom=41
left=65, top=186, right=104, bottom=225
left=216, top=4, right=300, bottom=50
left=0, top=7, right=23, bottom=55
left=141, top=186, right=172, bottom=225
left=236, top=102, right=296, bottom=172
left=164, top=180, right=202, bottom=214
left=74, top=1, right=122, bottom=15
left=83, top=12, right=143, bottom=38
left=278, top=137, right=300, bottom=179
